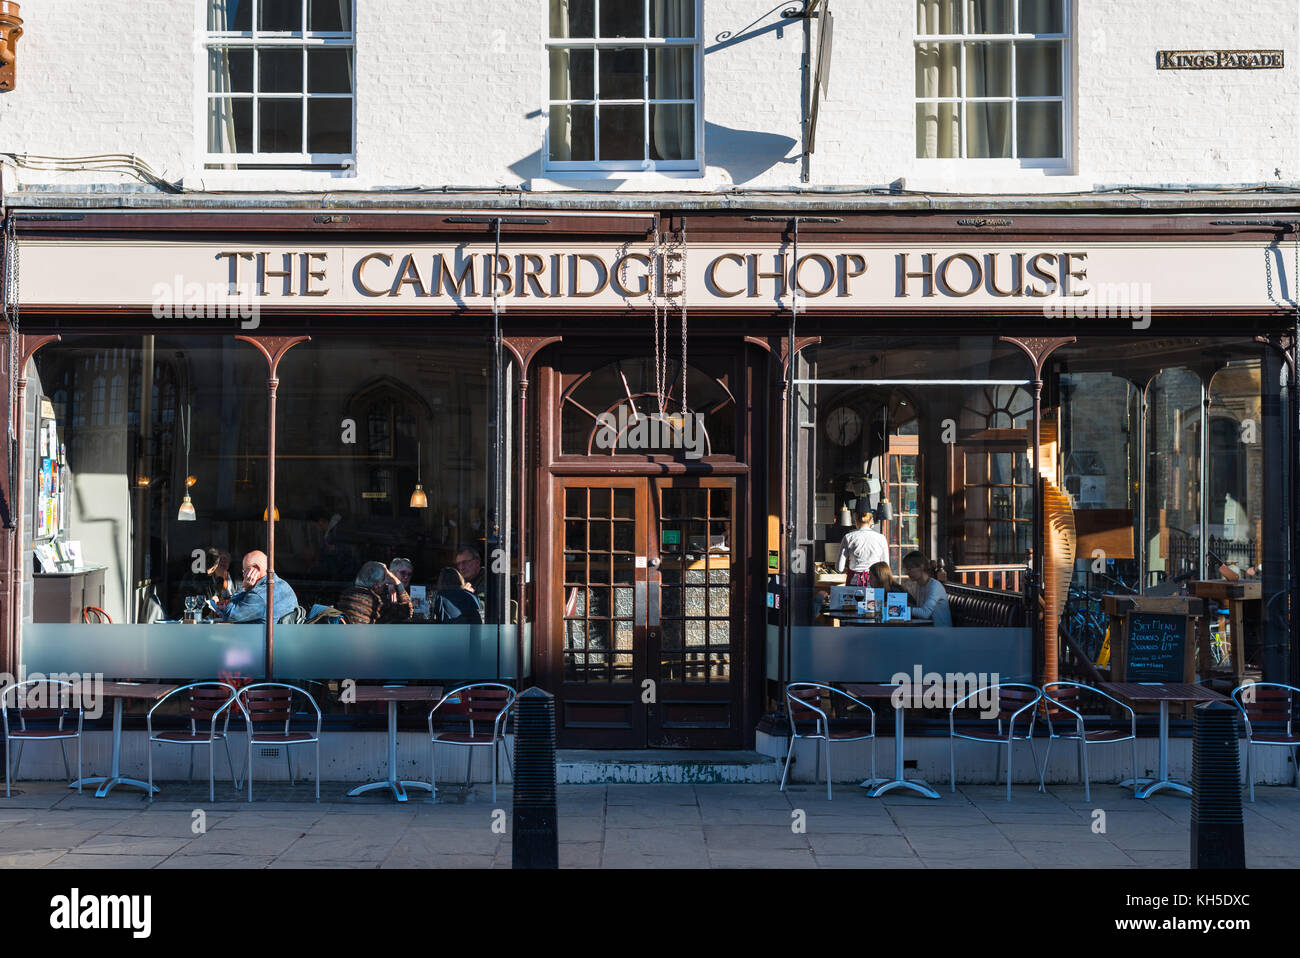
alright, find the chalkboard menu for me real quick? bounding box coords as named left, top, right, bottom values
left=1123, top=611, right=1190, bottom=682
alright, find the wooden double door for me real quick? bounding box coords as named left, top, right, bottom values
left=551, top=476, right=743, bottom=748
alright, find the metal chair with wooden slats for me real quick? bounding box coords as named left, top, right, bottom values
left=1232, top=682, right=1300, bottom=803
left=2, top=679, right=84, bottom=797
left=237, top=683, right=322, bottom=803
left=81, top=606, right=112, bottom=624
left=1041, top=681, right=1138, bottom=801
left=779, top=682, right=876, bottom=801
left=948, top=682, right=1042, bottom=801
left=428, top=683, right=516, bottom=803
left=146, top=682, right=244, bottom=803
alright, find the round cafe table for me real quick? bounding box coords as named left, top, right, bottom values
left=345, top=685, right=442, bottom=803
left=842, top=683, right=940, bottom=799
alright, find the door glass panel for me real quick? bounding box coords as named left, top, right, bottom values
left=562, top=485, right=634, bottom=684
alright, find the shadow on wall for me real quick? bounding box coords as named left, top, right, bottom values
left=509, top=123, right=798, bottom=187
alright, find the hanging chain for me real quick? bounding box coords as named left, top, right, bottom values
left=678, top=219, right=688, bottom=416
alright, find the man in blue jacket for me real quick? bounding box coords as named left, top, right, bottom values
left=220, top=550, right=299, bottom=624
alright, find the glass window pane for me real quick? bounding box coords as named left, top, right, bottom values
left=966, top=101, right=1011, bottom=157
left=307, top=98, right=352, bottom=153
left=1018, top=0, right=1062, bottom=34
left=915, top=42, right=960, bottom=98
left=599, top=104, right=644, bottom=160
left=551, top=0, right=594, bottom=38
left=308, top=49, right=353, bottom=93
left=968, top=0, right=1011, bottom=33
left=551, top=48, right=594, bottom=100
left=208, top=98, right=253, bottom=153
left=966, top=42, right=1011, bottom=96
left=650, top=47, right=694, bottom=99
left=1016, top=41, right=1061, bottom=96
left=1017, top=100, right=1062, bottom=158
left=259, top=0, right=303, bottom=32
left=917, top=0, right=960, bottom=34
left=549, top=104, right=595, bottom=161
left=209, top=0, right=253, bottom=32
left=260, top=48, right=304, bottom=93
left=651, top=0, right=694, bottom=37
left=599, top=47, right=643, bottom=99
left=600, top=0, right=644, bottom=37
left=210, top=47, right=254, bottom=93
left=259, top=98, right=303, bottom=152
left=613, top=488, right=635, bottom=519
left=916, top=102, right=960, bottom=158
left=308, top=0, right=351, bottom=32
left=649, top=104, right=693, bottom=160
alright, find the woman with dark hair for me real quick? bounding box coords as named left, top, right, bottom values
left=901, top=551, right=951, bottom=626
left=430, top=567, right=483, bottom=625
left=178, top=547, right=235, bottom=616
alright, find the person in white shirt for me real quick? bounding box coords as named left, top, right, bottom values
left=836, top=510, right=890, bottom=587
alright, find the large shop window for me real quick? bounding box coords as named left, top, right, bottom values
left=915, top=0, right=1069, bottom=163
left=783, top=337, right=1036, bottom=685
left=24, top=335, right=526, bottom=716
left=547, top=0, right=701, bottom=171
left=204, top=0, right=356, bottom=170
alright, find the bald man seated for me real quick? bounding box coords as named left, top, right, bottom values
left=220, top=550, right=300, bottom=624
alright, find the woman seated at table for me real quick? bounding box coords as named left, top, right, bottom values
left=902, top=551, right=951, bottom=626
left=429, top=567, right=483, bottom=625
left=868, top=561, right=898, bottom=594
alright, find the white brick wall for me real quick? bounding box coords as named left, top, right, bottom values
left=0, top=1, right=1296, bottom=195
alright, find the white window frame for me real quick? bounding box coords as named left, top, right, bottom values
left=543, top=0, right=704, bottom=175
left=197, top=0, right=356, bottom=171
left=913, top=0, right=1073, bottom=172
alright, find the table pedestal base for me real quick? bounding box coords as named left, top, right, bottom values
left=861, top=776, right=941, bottom=799
left=346, top=779, right=432, bottom=803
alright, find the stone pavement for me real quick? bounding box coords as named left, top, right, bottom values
left=0, top=778, right=1297, bottom=868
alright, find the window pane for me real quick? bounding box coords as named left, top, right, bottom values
left=259, top=0, right=303, bottom=32
left=650, top=47, right=694, bottom=100
left=308, top=0, right=351, bottom=32
left=1018, top=0, right=1062, bottom=34
left=209, top=0, right=253, bottom=32
left=210, top=47, right=254, bottom=93
left=599, top=47, right=643, bottom=99
left=916, top=102, right=960, bottom=158
left=967, top=101, right=1011, bottom=157
left=307, top=98, right=351, bottom=153
left=549, top=104, right=595, bottom=161
left=260, top=98, right=303, bottom=152
left=651, top=0, right=695, bottom=37
left=650, top=103, right=693, bottom=159
left=260, top=48, right=304, bottom=93
left=966, top=42, right=1011, bottom=96
left=1016, top=100, right=1062, bottom=157
left=308, top=48, right=353, bottom=93
left=600, top=0, right=644, bottom=37
left=550, top=48, right=594, bottom=99
left=600, top=104, right=644, bottom=160
left=917, top=0, right=960, bottom=34
left=551, top=0, right=595, bottom=38
left=967, top=0, right=1011, bottom=33
left=915, top=42, right=960, bottom=97
left=208, top=98, right=253, bottom=152
left=1016, top=40, right=1061, bottom=96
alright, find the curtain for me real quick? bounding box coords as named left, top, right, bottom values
left=964, top=2, right=1010, bottom=158
left=549, top=1, right=574, bottom=161
left=650, top=0, right=693, bottom=161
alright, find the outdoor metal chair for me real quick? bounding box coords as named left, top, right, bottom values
left=428, top=683, right=516, bottom=802
left=2, top=679, right=83, bottom=797
left=237, top=683, right=322, bottom=802
left=779, top=682, right=876, bottom=801
left=1232, top=682, right=1300, bottom=802
left=147, top=682, right=244, bottom=803
left=1041, top=681, right=1138, bottom=801
left=948, top=682, right=1042, bottom=801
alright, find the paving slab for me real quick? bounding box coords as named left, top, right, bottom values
left=47, top=853, right=168, bottom=868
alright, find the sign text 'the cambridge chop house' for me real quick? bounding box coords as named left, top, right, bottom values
left=212, top=245, right=1093, bottom=305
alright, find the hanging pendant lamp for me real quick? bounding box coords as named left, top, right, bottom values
left=177, top=404, right=196, bottom=520
left=410, top=440, right=428, bottom=509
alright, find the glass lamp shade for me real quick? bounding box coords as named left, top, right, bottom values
left=262, top=506, right=281, bottom=522
left=409, top=483, right=429, bottom=509
left=876, top=501, right=894, bottom=522
left=177, top=495, right=196, bottom=521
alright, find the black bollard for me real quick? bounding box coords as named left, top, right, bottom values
left=512, top=686, right=558, bottom=869
left=1191, top=700, right=1246, bottom=869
